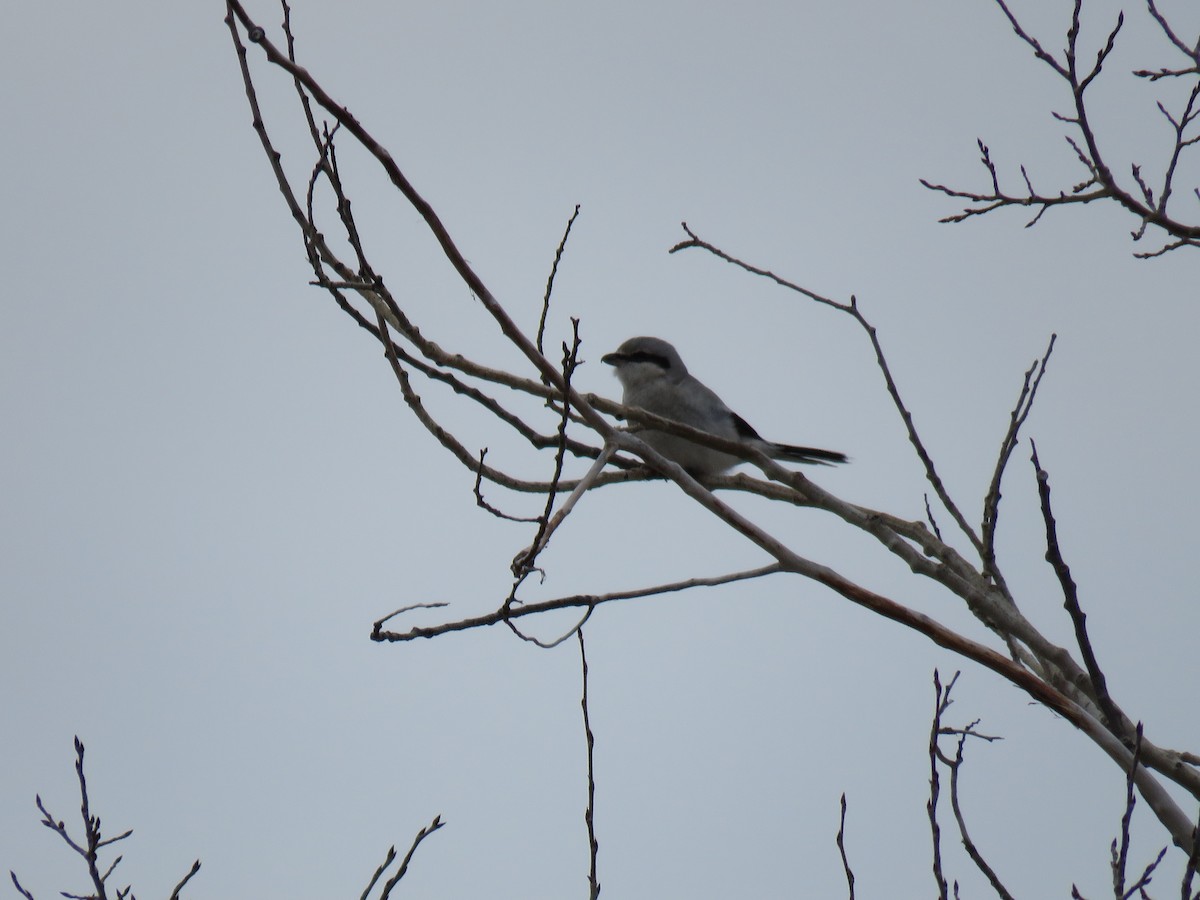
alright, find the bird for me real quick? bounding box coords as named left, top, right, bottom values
left=601, top=336, right=847, bottom=477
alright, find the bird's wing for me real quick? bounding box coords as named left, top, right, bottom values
left=730, top=412, right=764, bottom=442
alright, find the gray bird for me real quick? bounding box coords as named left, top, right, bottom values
left=601, top=336, right=847, bottom=477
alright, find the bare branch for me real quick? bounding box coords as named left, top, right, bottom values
left=944, top=724, right=1015, bottom=899
left=579, top=629, right=601, bottom=900
left=671, top=223, right=988, bottom=560
left=1156, top=81, right=1200, bottom=213
left=168, top=859, right=202, bottom=900
left=359, top=844, right=397, bottom=900
left=9, top=872, right=35, bottom=900
left=924, top=494, right=944, bottom=542
left=13, top=739, right=201, bottom=899
left=377, top=816, right=445, bottom=900
left=928, top=671, right=954, bottom=900
left=513, top=323, right=585, bottom=577
left=512, top=443, right=616, bottom=577
left=372, top=565, right=783, bottom=642
left=926, top=0, right=1200, bottom=255
left=1145, top=0, right=1200, bottom=64
left=1032, top=441, right=1124, bottom=740
left=73, top=737, right=121, bottom=899
left=1112, top=725, right=1141, bottom=896
left=993, top=0, right=1070, bottom=77
left=228, top=0, right=617, bottom=421
left=473, top=450, right=542, bottom=523
left=836, top=794, right=856, bottom=900
left=538, top=204, right=581, bottom=359
left=980, top=334, right=1056, bottom=593
left=1077, top=12, right=1124, bottom=94
left=1108, top=725, right=1170, bottom=899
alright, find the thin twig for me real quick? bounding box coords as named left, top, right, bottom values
left=945, top=732, right=1014, bottom=900
left=538, top=204, right=581, bottom=359
left=359, top=844, right=397, bottom=900
left=377, top=816, right=445, bottom=900
left=373, top=565, right=783, bottom=641
left=579, top=629, right=601, bottom=900
left=514, top=322, right=584, bottom=576
left=1108, top=724, right=1169, bottom=899
left=474, top=450, right=543, bottom=523
left=1113, top=724, right=1142, bottom=896
left=837, top=794, right=856, bottom=900
left=928, top=671, right=954, bottom=900
left=373, top=601, right=451, bottom=631
left=980, top=334, right=1056, bottom=593
left=168, top=859, right=202, bottom=900
left=512, top=442, right=616, bottom=576
left=924, top=494, right=944, bottom=542
left=9, top=872, right=35, bottom=900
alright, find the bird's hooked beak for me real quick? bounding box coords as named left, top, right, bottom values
left=601, top=351, right=625, bottom=367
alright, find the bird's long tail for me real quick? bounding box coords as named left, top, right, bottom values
left=771, top=443, right=849, bottom=466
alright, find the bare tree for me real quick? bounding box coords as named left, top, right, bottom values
left=923, top=0, right=1200, bottom=257
left=9, top=738, right=443, bottom=899
left=921, top=673, right=1198, bottom=899
left=9, top=738, right=201, bottom=900
left=221, top=0, right=1200, bottom=891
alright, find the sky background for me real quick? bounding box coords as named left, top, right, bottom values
left=2, top=1, right=1198, bottom=897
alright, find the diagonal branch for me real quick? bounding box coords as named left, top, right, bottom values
left=377, top=816, right=445, bottom=900
left=538, top=204, right=582, bottom=359
left=670, top=223, right=987, bottom=561
left=1031, top=441, right=1125, bottom=741
left=980, top=335, right=1056, bottom=594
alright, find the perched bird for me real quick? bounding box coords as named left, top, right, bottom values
left=601, top=336, right=847, bottom=477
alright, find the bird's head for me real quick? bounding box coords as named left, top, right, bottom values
left=601, top=336, right=688, bottom=390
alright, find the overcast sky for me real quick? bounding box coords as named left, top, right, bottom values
left=3, top=1, right=1198, bottom=897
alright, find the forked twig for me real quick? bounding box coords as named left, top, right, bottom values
left=11, top=738, right=201, bottom=900
left=980, top=334, right=1056, bottom=594
left=928, top=671, right=955, bottom=900
left=928, top=672, right=1013, bottom=899
left=376, top=816, right=445, bottom=900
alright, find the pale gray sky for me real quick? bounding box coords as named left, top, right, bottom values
left=3, top=1, right=1198, bottom=897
